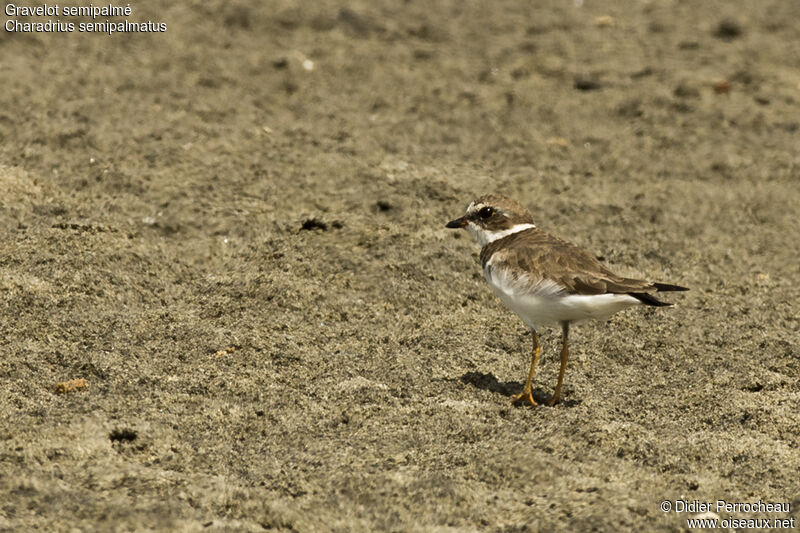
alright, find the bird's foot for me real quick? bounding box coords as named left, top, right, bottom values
left=511, top=389, right=538, bottom=407
left=546, top=391, right=561, bottom=407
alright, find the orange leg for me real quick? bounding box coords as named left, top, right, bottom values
left=548, top=322, right=570, bottom=406
left=511, top=329, right=540, bottom=407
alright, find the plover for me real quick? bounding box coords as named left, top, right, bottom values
left=446, top=194, right=688, bottom=406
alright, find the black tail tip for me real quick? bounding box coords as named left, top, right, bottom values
left=652, top=282, right=689, bottom=292
left=630, top=292, right=673, bottom=307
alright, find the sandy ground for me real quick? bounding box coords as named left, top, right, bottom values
left=1, top=0, right=799, bottom=531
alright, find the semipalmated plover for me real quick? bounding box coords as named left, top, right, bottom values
left=446, top=194, right=688, bottom=406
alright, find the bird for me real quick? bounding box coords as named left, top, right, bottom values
left=445, top=194, right=688, bottom=406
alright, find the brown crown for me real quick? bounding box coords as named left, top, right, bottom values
left=466, top=194, right=536, bottom=230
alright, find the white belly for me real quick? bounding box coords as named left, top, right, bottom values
left=484, top=267, right=641, bottom=329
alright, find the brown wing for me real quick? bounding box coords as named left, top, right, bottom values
left=481, top=228, right=657, bottom=296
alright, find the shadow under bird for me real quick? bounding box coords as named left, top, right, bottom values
left=446, top=194, right=688, bottom=406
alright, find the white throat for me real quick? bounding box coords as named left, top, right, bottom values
left=466, top=222, right=536, bottom=247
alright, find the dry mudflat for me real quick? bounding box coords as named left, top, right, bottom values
left=1, top=1, right=799, bottom=531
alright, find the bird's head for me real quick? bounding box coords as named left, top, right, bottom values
left=446, top=194, right=536, bottom=247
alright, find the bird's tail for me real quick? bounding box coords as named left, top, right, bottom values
left=629, top=292, right=673, bottom=307
left=628, top=282, right=689, bottom=307
left=652, top=282, right=689, bottom=292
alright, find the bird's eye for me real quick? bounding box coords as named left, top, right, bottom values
left=478, top=207, right=494, bottom=219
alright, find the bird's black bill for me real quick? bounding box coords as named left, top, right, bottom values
left=446, top=217, right=467, bottom=229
